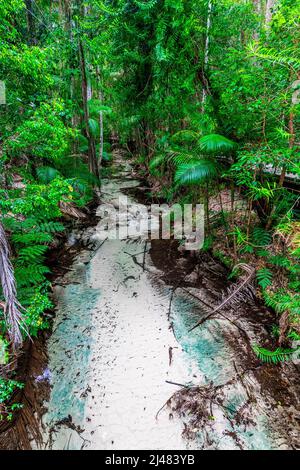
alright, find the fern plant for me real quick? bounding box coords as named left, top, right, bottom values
left=252, top=227, right=272, bottom=247
left=256, top=267, right=273, bottom=289
left=253, top=344, right=300, bottom=364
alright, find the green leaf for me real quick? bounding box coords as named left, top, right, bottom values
left=253, top=344, right=299, bottom=364
left=252, top=227, right=272, bottom=247
left=12, top=232, right=53, bottom=245
left=256, top=267, right=273, bottom=289
left=198, top=134, right=236, bottom=154
left=175, top=160, right=218, bottom=186
left=36, top=166, right=61, bottom=184
left=88, top=118, right=99, bottom=137
left=149, top=154, right=165, bottom=170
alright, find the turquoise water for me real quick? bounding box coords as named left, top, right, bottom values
left=45, top=263, right=100, bottom=425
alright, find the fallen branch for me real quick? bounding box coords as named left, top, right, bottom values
left=189, top=264, right=255, bottom=332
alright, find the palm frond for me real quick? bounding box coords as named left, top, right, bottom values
left=198, top=134, right=236, bottom=154
left=0, top=222, right=24, bottom=346
left=175, top=160, right=218, bottom=186
left=171, top=151, right=198, bottom=166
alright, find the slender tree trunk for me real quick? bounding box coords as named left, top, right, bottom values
left=217, top=181, right=230, bottom=250
left=99, top=95, right=104, bottom=170
left=96, top=67, right=104, bottom=174
left=202, top=0, right=213, bottom=108
left=204, top=184, right=210, bottom=235
left=265, top=0, right=276, bottom=26
left=78, top=39, right=99, bottom=180
left=24, top=0, right=36, bottom=44
left=253, top=1, right=263, bottom=39
left=0, top=222, right=23, bottom=347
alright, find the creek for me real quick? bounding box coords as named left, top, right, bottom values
left=34, top=155, right=299, bottom=450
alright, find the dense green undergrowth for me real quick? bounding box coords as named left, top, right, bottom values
left=0, top=2, right=100, bottom=420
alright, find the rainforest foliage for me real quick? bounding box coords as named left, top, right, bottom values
left=0, top=0, right=299, bottom=418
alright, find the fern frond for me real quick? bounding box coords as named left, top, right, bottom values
left=256, top=267, right=273, bottom=289
left=268, top=254, right=290, bottom=268
left=287, top=331, right=300, bottom=341
left=12, top=232, right=53, bottom=245
left=32, top=221, right=64, bottom=233
left=253, top=344, right=299, bottom=364
left=134, top=0, right=158, bottom=10
left=15, top=264, right=50, bottom=287
left=247, top=43, right=300, bottom=71
left=252, top=227, right=272, bottom=247
left=17, top=245, right=48, bottom=265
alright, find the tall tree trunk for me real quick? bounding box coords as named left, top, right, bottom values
left=62, top=0, right=80, bottom=158
left=96, top=66, right=104, bottom=176
left=24, top=0, right=36, bottom=44
left=265, top=0, right=276, bottom=26
left=253, top=0, right=263, bottom=39
left=99, top=91, right=104, bottom=172
left=202, top=0, right=213, bottom=108
left=78, top=39, right=99, bottom=181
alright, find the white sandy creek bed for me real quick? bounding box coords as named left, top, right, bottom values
left=38, top=161, right=201, bottom=450
left=35, top=158, right=299, bottom=451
